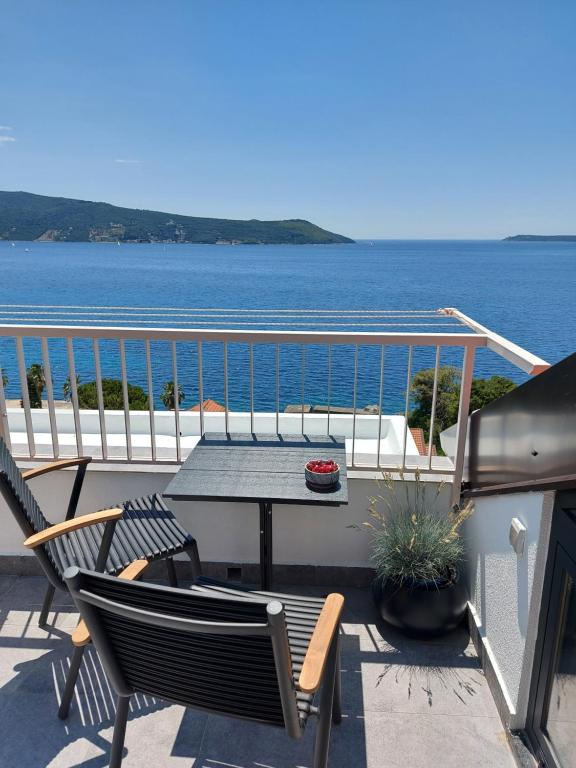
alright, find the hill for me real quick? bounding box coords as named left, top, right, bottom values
left=0, top=191, right=353, bottom=245
left=503, top=234, right=576, bottom=242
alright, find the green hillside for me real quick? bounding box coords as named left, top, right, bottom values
left=0, top=191, right=353, bottom=245
left=503, top=234, right=576, bottom=242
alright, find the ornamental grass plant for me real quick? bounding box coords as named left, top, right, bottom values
left=363, top=469, right=473, bottom=586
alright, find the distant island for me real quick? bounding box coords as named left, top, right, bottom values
left=0, top=191, right=354, bottom=245
left=503, top=234, right=576, bottom=242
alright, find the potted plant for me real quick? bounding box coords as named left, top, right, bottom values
left=361, top=470, right=473, bottom=638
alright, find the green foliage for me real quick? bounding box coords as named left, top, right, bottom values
left=1, top=368, right=7, bottom=388
left=408, top=366, right=516, bottom=448
left=0, top=191, right=354, bottom=244
left=160, top=380, right=184, bottom=410
left=24, top=363, right=46, bottom=409
left=363, top=470, right=473, bottom=584
left=63, top=374, right=81, bottom=402
left=409, top=366, right=461, bottom=446
left=76, top=378, right=149, bottom=410
left=469, top=375, right=516, bottom=412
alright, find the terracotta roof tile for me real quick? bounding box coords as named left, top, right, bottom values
left=190, top=399, right=226, bottom=412
left=409, top=427, right=436, bottom=457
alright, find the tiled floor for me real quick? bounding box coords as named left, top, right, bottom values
left=0, top=575, right=516, bottom=768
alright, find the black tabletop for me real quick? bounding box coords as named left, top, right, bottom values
left=163, top=433, right=348, bottom=506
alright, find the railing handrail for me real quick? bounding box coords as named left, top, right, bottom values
left=0, top=322, right=486, bottom=347
left=441, top=308, right=550, bottom=375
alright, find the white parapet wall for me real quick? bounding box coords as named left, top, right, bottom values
left=5, top=407, right=421, bottom=465
left=465, top=490, right=555, bottom=729
left=0, top=461, right=451, bottom=572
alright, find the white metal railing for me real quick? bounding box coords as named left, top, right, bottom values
left=0, top=309, right=550, bottom=502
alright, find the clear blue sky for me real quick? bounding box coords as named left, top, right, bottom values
left=1, top=1, right=574, bottom=238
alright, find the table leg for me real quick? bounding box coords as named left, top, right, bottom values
left=259, top=501, right=273, bottom=590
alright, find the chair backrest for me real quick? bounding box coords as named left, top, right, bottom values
left=65, top=568, right=302, bottom=735
left=0, top=438, right=52, bottom=536
left=0, top=437, right=61, bottom=585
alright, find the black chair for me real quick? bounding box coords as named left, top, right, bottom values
left=0, top=437, right=201, bottom=714
left=65, top=564, right=344, bottom=768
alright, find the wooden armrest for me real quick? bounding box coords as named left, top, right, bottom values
left=22, top=457, right=92, bottom=481
left=23, top=508, right=123, bottom=549
left=298, top=593, right=344, bottom=694
left=72, top=559, right=150, bottom=646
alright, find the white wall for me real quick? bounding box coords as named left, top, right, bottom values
left=0, top=463, right=451, bottom=569
left=465, top=490, right=554, bottom=728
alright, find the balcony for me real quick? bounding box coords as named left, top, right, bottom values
left=0, top=576, right=516, bottom=768
left=0, top=308, right=569, bottom=768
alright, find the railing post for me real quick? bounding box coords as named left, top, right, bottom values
left=41, top=337, right=59, bottom=458
left=451, top=345, right=476, bottom=506
left=66, top=337, right=83, bottom=457
left=93, top=338, right=108, bottom=461
left=16, top=337, right=35, bottom=457
left=401, top=345, right=413, bottom=471
left=0, top=352, right=10, bottom=450
left=145, top=339, right=156, bottom=462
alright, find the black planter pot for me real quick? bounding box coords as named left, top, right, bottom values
left=373, top=569, right=468, bottom=638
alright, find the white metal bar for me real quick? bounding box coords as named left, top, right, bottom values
left=66, top=337, right=83, bottom=456
left=0, top=349, right=11, bottom=451
left=0, top=303, right=448, bottom=314
left=351, top=345, right=358, bottom=466
left=171, top=341, right=181, bottom=462
left=41, top=337, right=59, bottom=458
left=401, top=345, right=413, bottom=471
left=427, top=346, right=441, bottom=470
left=0, top=324, right=487, bottom=348
left=376, top=345, right=385, bottom=469
left=451, top=346, right=476, bottom=506
left=145, top=340, right=156, bottom=462
left=92, top=338, right=108, bottom=461
left=197, top=340, right=204, bottom=436
left=224, top=341, right=229, bottom=435
left=275, top=344, right=280, bottom=435
left=301, top=345, right=306, bottom=435
left=0, top=306, right=459, bottom=317
left=119, top=339, right=132, bottom=461
left=441, top=308, right=549, bottom=374
left=15, top=337, right=35, bottom=457
left=249, top=343, right=254, bottom=434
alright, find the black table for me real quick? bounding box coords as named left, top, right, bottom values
left=163, top=433, right=348, bottom=589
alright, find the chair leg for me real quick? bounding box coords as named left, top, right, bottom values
left=109, top=696, right=130, bottom=768
left=39, top=583, right=56, bottom=627
left=313, top=636, right=338, bottom=768
left=166, top=557, right=178, bottom=587
left=58, top=645, right=85, bottom=719
left=186, top=540, right=202, bottom=581
left=332, top=635, right=342, bottom=725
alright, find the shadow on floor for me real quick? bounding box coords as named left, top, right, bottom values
left=0, top=581, right=512, bottom=768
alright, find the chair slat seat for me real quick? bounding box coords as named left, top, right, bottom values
left=44, top=494, right=193, bottom=578
left=190, top=578, right=329, bottom=720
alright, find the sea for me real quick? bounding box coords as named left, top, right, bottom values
left=1, top=239, right=574, bottom=413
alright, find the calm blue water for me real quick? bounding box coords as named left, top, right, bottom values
left=0, top=239, right=574, bottom=412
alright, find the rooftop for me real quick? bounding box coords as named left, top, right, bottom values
left=0, top=575, right=515, bottom=768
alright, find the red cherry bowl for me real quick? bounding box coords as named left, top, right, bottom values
left=305, top=458, right=340, bottom=489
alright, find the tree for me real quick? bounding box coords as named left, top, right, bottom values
left=76, top=378, right=149, bottom=410
left=408, top=366, right=516, bottom=448
left=63, top=374, right=81, bottom=402
left=1, top=369, right=7, bottom=388
left=160, top=380, right=185, bottom=410
left=23, top=363, right=46, bottom=409
left=409, top=366, right=461, bottom=446
left=469, top=375, right=516, bottom=412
